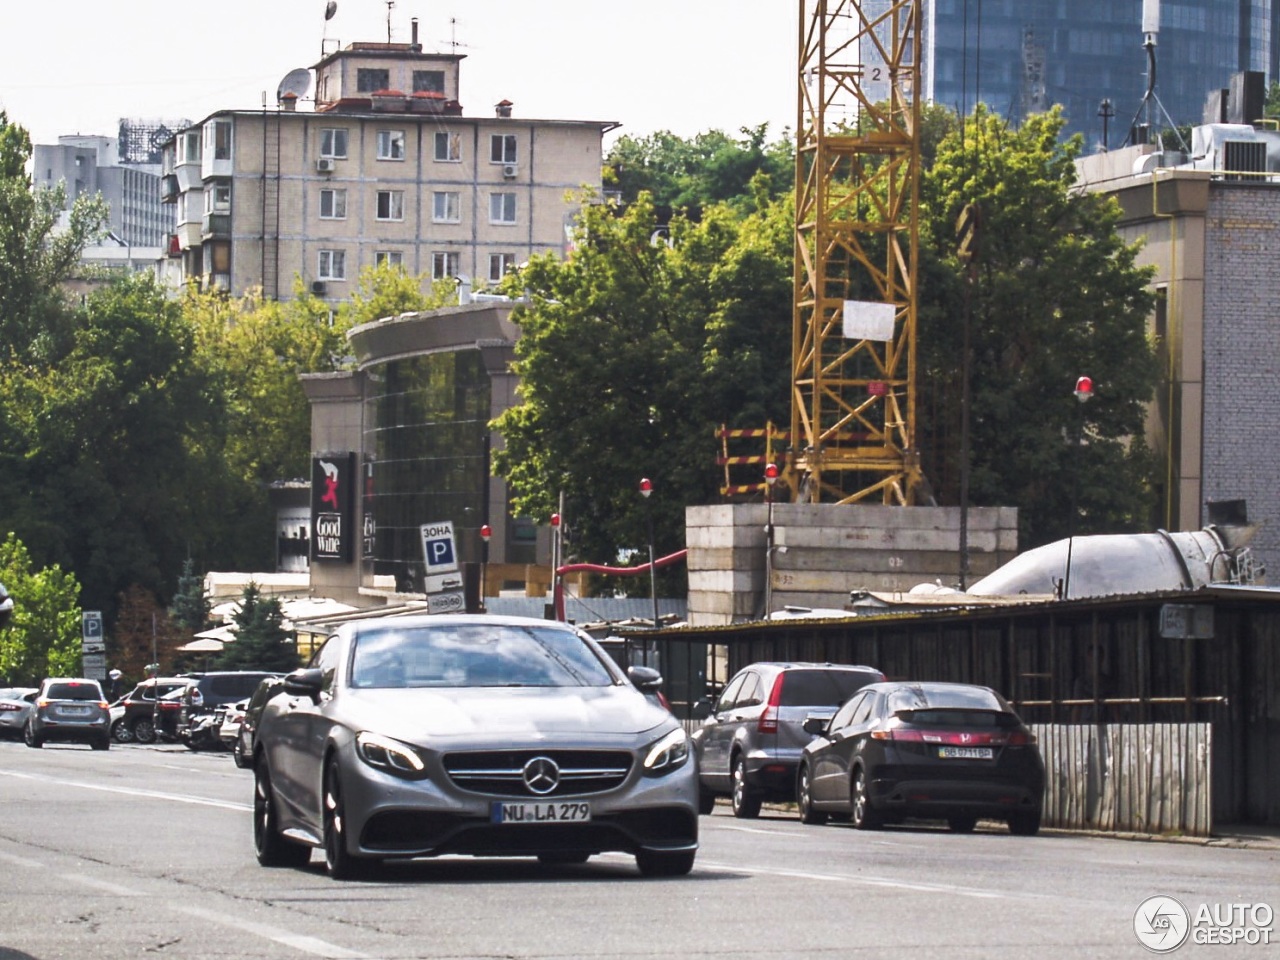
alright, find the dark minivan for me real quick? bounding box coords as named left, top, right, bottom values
left=691, top=662, right=885, bottom=817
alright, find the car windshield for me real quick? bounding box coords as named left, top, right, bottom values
left=45, top=681, right=103, bottom=701
left=780, top=669, right=881, bottom=707
left=349, top=623, right=617, bottom=689
left=886, top=684, right=1006, bottom=714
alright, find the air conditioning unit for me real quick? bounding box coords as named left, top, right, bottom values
left=502, top=163, right=518, bottom=179
left=316, top=157, right=336, bottom=173
left=310, top=280, right=327, bottom=295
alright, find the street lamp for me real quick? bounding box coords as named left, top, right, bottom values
left=639, top=478, right=659, bottom=630
left=1063, top=376, right=1093, bottom=599
left=550, top=512, right=562, bottom=619
left=764, top=463, right=779, bottom=616
left=479, top=524, right=491, bottom=612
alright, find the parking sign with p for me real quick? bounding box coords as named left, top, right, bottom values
left=420, top=521, right=459, bottom=575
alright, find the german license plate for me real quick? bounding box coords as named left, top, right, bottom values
left=939, top=746, right=993, bottom=759
left=491, top=801, right=591, bottom=824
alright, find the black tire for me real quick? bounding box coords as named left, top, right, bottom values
left=635, top=849, right=696, bottom=877
left=254, top=763, right=311, bottom=868
left=111, top=719, right=133, bottom=744
left=23, top=723, right=42, bottom=749
left=730, top=755, right=762, bottom=819
left=797, top=763, right=828, bottom=825
left=324, top=759, right=375, bottom=880
left=232, top=737, right=250, bottom=769
left=948, top=815, right=977, bottom=833
left=697, top=785, right=717, bottom=816
left=850, top=766, right=882, bottom=830
left=91, top=736, right=110, bottom=751
left=132, top=717, right=156, bottom=744
left=537, top=851, right=591, bottom=865
left=1008, top=810, right=1041, bottom=837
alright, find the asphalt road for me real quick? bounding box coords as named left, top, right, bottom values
left=0, top=738, right=1276, bottom=959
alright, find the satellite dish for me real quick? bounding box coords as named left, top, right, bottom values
left=325, top=1, right=337, bottom=20
left=276, top=68, right=313, bottom=103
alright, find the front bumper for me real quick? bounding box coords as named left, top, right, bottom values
left=340, top=741, right=700, bottom=860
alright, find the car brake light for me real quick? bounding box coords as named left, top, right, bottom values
left=37, top=699, right=50, bottom=708
left=97, top=701, right=109, bottom=709
left=0, top=703, right=20, bottom=712
left=1007, top=730, right=1037, bottom=746
left=758, top=674, right=785, bottom=734
left=657, top=690, right=671, bottom=711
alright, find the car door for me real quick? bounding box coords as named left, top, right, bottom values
left=811, top=691, right=867, bottom=802
left=277, top=636, right=344, bottom=834
left=696, top=672, right=748, bottom=790
left=829, top=691, right=883, bottom=807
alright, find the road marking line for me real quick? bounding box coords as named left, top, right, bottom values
left=61, top=874, right=141, bottom=896
left=0, top=850, right=44, bottom=868
left=175, top=903, right=370, bottom=959
left=0, top=769, right=250, bottom=811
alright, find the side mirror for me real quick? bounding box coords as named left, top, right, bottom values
left=627, top=665, right=663, bottom=692
left=691, top=699, right=711, bottom=721
left=802, top=715, right=829, bottom=736
left=282, top=667, right=324, bottom=702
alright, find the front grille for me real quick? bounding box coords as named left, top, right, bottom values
left=444, top=749, right=633, bottom=797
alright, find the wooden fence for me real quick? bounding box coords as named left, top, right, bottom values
left=1032, top=723, right=1213, bottom=836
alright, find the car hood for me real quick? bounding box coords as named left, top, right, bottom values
left=335, top=684, right=672, bottom=743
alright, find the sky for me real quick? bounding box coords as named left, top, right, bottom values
left=0, top=0, right=798, bottom=151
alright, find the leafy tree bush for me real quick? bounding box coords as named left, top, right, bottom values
left=0, top=534, right=81, bottom=685
left=214, top=584, right=298, bottom=672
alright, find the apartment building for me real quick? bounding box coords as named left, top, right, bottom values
left=161, top=36, right=616, bottom=300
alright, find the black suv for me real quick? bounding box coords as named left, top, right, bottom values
left=114, top=677, right=190, bottom=743
left=691, top=662, right=885, bottom=818
left=177, top=672, right=282, bottom=749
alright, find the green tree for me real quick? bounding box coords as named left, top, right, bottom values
left=0, top=534, right=81, bottom=685
left=606, top=125, right=794, bottom=216
left=0, top=111, right=108, bottom=364
left=919, top=105, right=1159, bottom=546
left=3, top=273, right=265, bottom=616
left=169, top=558, right=211, bottom=635
left=338, top=260, right=458, bottom=326
left=214, top=584, right=298, bottom=672
left=492, top=192, right=792, bottom=580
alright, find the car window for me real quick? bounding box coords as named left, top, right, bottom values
left=716, top=674, right=747, bottom=712
left=736, top=673, right=764, bottom=708
left=45, top=681, right=103, bottom=701
left=349, top=623, right=617, bottom=689
left=886, top=684, right=1004, bottom=714
left=780, top=669, right=882, bottom=707
left=830, top=691, right=867, bottom=730
left=312, top=637, right=341, bottom=693
left=849, top=691, right=878, bottom=724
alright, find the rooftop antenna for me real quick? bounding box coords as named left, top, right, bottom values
left=321, top=1, right=337, bottom=58
left=1123, top=0, right=1190, bottom=152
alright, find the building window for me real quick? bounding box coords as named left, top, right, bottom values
left=320, top=128, right=348, bottom=158
left=319, top=188, right=347, bottom=219
left=376, top=190, right=405, bottom=221
left=205, top=182, right=231, bottom=213
left=434, top=131, right=461, bottom=162
left=205, top=119, right=232, bottom=161
left=489, top=192, right=517, bottom=224
left=318, top=249, right=346, bottom=280
left=182, top=132, right=200, bottom=163
left=431, top=251, right=460, bottom=279
left=377, top=130, right=406, bottom=160
left=488, top=253, right=516, bottom=282
left=357, top=68, right=390, bottom=93
left=413, top=70, right=445, bottom=93
left=490, top=134, right=517, bottom=164
left=432, top=191, right=460, bottom=223
left=375, top=250, right=403, bottom=268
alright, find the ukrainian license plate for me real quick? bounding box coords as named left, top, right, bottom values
left=60, top=706, right=92, bottom=716
left=491, top=801, right=591, bottom=824
left=939, top=746, right=993, bottom=759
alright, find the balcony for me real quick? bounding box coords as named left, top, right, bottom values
left=160, top=174, right=179, bottom=203
left=202, top=212, right=231, bottom=239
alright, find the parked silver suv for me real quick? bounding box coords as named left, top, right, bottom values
left=25, top=677, right=112, bottom=750
left=691, top=662, right=884, bottom=817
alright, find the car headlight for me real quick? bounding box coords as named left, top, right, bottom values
left=642, top=727, right=690, bottom=776
left=355, top=731, right=428, bottom=779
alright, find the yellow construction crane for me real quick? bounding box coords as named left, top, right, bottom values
left=720, top=0, right=925, bottom=506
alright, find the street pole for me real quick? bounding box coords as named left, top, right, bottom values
left=1064, top=376, right=1094, bottom=600
left=639, top=478, right=659, bottom=631
left=479, top=524, right=491, bottom=613
left=763, top=463, right=779, bottom=616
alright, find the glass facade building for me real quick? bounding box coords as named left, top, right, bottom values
left=362, top=351, right=491, bottom=593
left=927, top=0, right=1273, bottom=149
